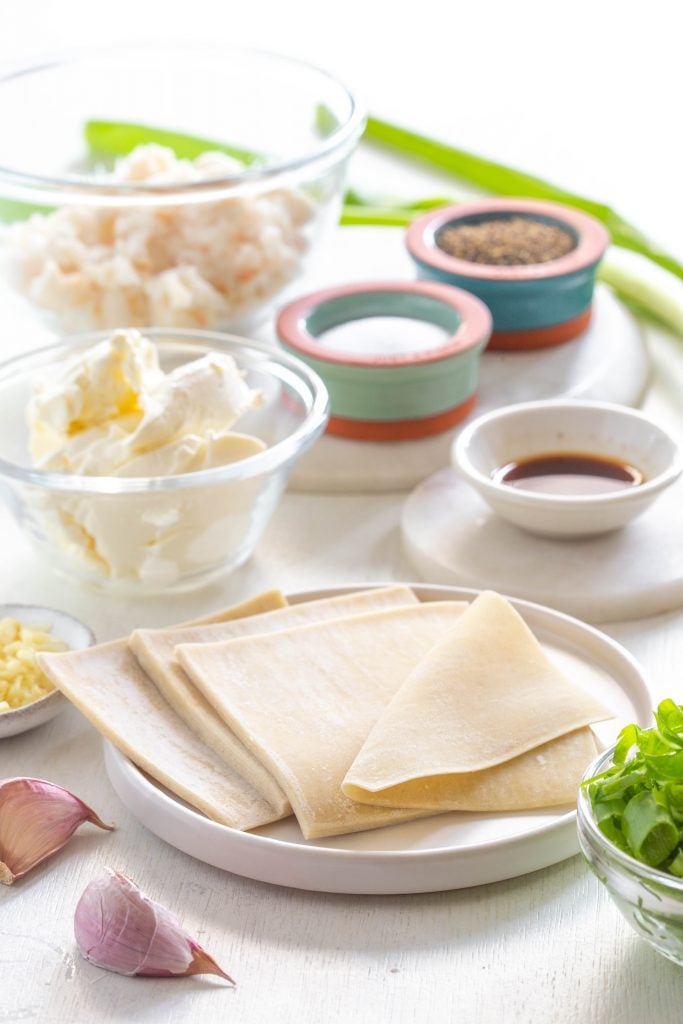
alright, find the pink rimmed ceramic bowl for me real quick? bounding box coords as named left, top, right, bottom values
left=406, top=198, right=610, bottom=350
left=276, top=279, right=492, bottom=441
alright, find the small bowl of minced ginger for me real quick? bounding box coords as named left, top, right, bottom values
left=0, top=607, right=93, bottom=738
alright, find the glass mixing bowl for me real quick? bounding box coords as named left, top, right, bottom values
left=0, top=329, right=329, bottom=594
left=0, top=44, right=364, bottom=333
left=578, top=746, right=683, bottom=966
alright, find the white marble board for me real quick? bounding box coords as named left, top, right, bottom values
left=401, top=467, right=683, bottom=623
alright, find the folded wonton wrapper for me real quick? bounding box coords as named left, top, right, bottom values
left=38, top=586, right=422, bottom=833
left=129, top=585, right=419, bottom=819
left=342, top=591, right=611, bottom=811
left=177, top=602, right=468, bottom=839
left=38, top=590, right=291, bottom=831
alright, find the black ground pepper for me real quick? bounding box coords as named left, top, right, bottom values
left=436, top=216, right=576, bottom=266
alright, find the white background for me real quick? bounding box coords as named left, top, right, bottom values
left=2, top=0, right=680, bottom=257
left=2, top=4, right=683, bottom=1023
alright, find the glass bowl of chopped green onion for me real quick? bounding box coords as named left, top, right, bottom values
left=577, top=700, right=683, bottom=966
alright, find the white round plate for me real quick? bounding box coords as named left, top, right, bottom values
left=402, top=469, right=683, bottom=623
left=104, top=584, right=652, bottom=894
left=259, top=227, right=650, bottom=493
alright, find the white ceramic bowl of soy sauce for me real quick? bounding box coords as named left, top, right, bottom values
left=452, top=399, right=683, bottom=538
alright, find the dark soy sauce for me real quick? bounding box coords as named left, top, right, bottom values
left=495, top=452, right=644, bottom=496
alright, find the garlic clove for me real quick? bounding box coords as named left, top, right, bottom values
left=0, top=777, right=113, bottom=885
left=74, top=870, right=234, bottom=984
left=184, top=941, right=232, bottom=979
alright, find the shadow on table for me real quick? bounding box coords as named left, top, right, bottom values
left=569, top=935, right=683, bottom=1024
left=58, top=856, right=585, bottom=1024
left=196, top=852, right=583, bottom=956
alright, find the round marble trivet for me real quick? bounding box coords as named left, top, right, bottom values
left=401, top=467, right=683, bottom=623
left=272, top=228, right=649, bottom=493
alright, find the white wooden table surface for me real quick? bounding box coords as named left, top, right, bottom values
left=2, top=3, right=682, bottom=1021
left=3, top=417, right=683, bottom=1024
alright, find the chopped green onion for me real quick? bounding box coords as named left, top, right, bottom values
left=585, top=700, right=683, bottom=875
left=657, top=699, right=683, bottom=740
left=613, top=723, right=642, bottom=763
left=667, top=850, right=683, bottom=878
left=642, top=751, right=683, bottom=783
left=663, top=784, right=683, bottom=823
left=596, top=767, right=650, bottom=801
left=593, top=796, right=627, bottom=848
left=622, top=790, right=679, bottom=866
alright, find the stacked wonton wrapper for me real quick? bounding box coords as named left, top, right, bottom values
left=39, top=587, right=611, bottom=840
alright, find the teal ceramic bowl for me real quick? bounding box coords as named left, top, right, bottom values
left=406, top=199, right=610, bottom=351
left=276, top=280, right=491, bottom=441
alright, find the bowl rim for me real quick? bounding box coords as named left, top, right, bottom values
left=0, top=685, right=65, bottom=717
left=578, top=743, right=683, bottom=892
left=0, top=329, right=330, bottom=493
left=406, top=198, right=610, bottom=282
left=0, top=43, right=366, bottom=204
left=0, top=603, right=94, bottom=727
left=276, top=279, right=493, bottom=368
left=452, top=398, right=683, bottom=508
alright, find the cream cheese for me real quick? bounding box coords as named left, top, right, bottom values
left=28, top=330, right=267, bottom=586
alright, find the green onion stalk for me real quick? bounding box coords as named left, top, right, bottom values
left=342, top=116, right=683, bottom=339
left=3, top=115, right=681, bottom=340
left=84, top=120, right=264, bottom=166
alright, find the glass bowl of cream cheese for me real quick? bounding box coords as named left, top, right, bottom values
left=0, top=44, right=364, bottom=334
left=0, top=328, right=329, bottom=593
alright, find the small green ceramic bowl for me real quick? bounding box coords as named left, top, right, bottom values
left=406, top=199, right=610, bottom=351
left=276, top=279, right=492, bottom=441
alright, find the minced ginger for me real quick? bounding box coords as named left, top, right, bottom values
left=0, top=618, right=68, bottom=711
